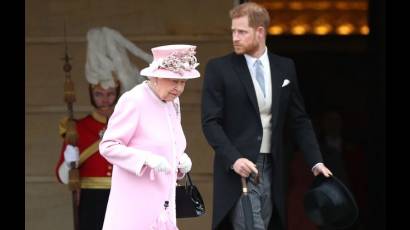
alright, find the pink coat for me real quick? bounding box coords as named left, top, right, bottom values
left=100, top=82, right=186, bottom=230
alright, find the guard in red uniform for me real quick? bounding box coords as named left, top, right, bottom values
left=55, top=85, right=118, bottom=230
left=54, top=27, right=152, bottom=230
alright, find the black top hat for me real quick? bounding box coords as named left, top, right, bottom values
left=304, top=175, right=359, bottom=229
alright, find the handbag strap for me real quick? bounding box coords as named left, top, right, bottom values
left=185, top=172, right=193, bottom=187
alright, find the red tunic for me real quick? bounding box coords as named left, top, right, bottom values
left=55, top=111, right=112, bottom=189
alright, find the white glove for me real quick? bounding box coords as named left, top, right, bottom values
left=178, top=153, right=192, bottom=174
left=144, top=154, right=171, bottom=173
left=64, top=144, right=79, bottom=167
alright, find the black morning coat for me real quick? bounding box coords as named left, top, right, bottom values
left=201, top=51, right=323, bottom=230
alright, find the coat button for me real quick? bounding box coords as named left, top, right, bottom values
left=257, top=136, right=262, bottom=141
left=106, top=172, right=112, bottom=176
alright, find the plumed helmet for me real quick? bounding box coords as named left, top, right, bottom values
left=85, top=27, right=153, bottom=93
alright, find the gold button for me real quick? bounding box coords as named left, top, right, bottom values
left=108, top=165, right=112, bottom=170
left=106, top=172, right=112, bottom=176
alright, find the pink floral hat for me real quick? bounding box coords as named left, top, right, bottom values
left=140, top=44, right=200, bottom=79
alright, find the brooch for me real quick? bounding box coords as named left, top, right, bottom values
left=173, top=102, right=179, bottom=116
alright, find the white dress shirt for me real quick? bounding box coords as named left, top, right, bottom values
left=244, top=47, right=272, bottom=154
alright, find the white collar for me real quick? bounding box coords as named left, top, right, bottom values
left=244, top=47, right=269, bottom=68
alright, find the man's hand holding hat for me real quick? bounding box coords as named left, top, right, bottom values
left=312, top=162, right=333, bottom=177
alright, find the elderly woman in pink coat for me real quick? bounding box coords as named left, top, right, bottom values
left=99, top=44, right=200, bottom=230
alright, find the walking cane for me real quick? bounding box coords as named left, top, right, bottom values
left=61, top=22, right=80, bottom=230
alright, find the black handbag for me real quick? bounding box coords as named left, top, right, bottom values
left=176, top=172, right=206, bottom=218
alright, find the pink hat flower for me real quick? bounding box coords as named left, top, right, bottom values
left=140, top=44, right=200, bottom=79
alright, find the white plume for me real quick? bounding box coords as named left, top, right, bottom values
left=85, top=27, right=153, bottom=93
